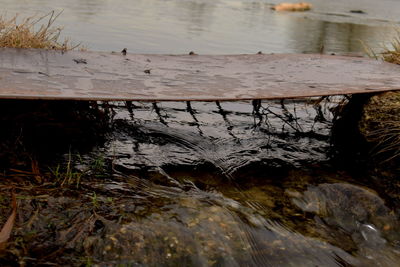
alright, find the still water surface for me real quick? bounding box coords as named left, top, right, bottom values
left=1, top=0, right=400, bottom=53
left=1, top=0, right=400, bottom=266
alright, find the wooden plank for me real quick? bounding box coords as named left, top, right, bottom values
left=0, top=48, right=399, bottom=101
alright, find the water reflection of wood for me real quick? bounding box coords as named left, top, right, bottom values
left=0, top=48, right=400, bottom=101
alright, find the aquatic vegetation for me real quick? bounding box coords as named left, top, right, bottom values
left=0, top=11, right=76, bottom=50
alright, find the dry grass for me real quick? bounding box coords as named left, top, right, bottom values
left=359, top=91, right=400, bottom=163
left=361, top=32, right=400, bottom=64
left=358, top=35, right=400, bottom=164
left=382, top=35, right=400, bottom=64
left=376, top=35, right=400, bottom=162
left=0, top=11, right=77, bottom=50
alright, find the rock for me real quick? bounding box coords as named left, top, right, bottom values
left=350, top=10, right=366, bottom=14
left=290, top=183, right=400, bottom=247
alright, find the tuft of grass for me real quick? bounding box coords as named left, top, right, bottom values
left=359, top=92, right=400, bottom=164
left=382, top=34, right=400, bottom=64
left=49, top=164, right=83, bottom=188
left=358, top=34, right=400, bottom=164
left=357, top=33, right=400, bottom=165
left=372, top=34, right=400, bottom=162
left=361, top=31, right=400, bottom=64
left=48, top=152, right=82, bottom=188
left=0, top=11, right=77, bottom=50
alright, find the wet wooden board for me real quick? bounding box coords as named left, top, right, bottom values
left=0, top=48, right=399, bottom=101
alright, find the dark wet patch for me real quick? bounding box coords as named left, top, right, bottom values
left=0, top=100, right=112, bottom=170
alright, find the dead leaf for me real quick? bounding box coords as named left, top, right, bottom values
left=0, top=192, right=17, bottom=251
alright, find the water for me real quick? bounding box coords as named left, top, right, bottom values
left=1, top=0, right=399, bottom=53
left=3, top=97, right=398, bottom=266
left=110, top=100, right=331, bottom=173
left=1, top=0, right=400, bottom=266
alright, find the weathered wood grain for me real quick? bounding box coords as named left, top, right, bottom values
left=0, top=48, right=399, bottom=101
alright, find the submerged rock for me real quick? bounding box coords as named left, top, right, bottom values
left=289, top=183, right=400, bottom=266
left=289, top=183, right=399, bottom=239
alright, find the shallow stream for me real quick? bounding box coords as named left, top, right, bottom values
left=0, top=0, right=400, bottom=266
left=2, top=98, right=399, bottom=266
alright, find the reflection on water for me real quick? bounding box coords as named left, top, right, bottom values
left=1, top=0, right=400, bottom=265
left=70, top=99, right=398, bottom=266
left=109, top=100, right=332, bottom=173
left=283, top=19, right=396, bottom=54
left=1, top=98, right=400, bottom=265
left=0, top=0, right=398, bottom=53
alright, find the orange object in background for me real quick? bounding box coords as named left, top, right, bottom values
left=272, top=2, right=312, bottom=11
